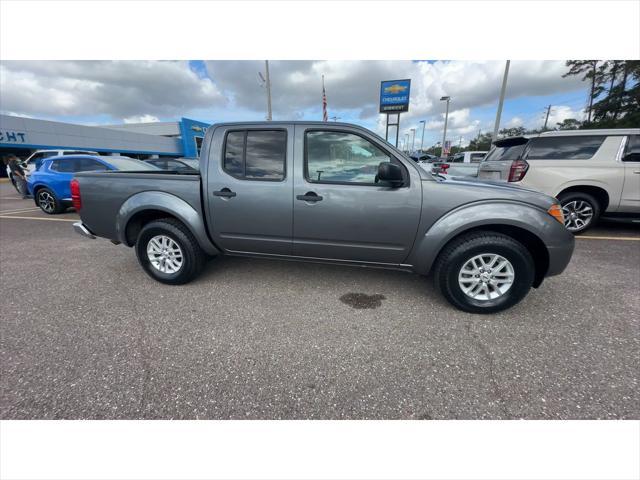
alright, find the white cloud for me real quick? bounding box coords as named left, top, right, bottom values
left=542, top=105, right=585, bottom=128
left=0, top=61, right=226, bottom=121
left=0, top=60, right=586, bottom=139
left=506, top=116, right=524, bottom=128
left=123, top=114, right=160, bottom=124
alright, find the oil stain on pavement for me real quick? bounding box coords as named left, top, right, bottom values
left=339, top=293, right=386, bottom=309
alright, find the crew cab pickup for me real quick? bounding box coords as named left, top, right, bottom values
left=72, top=122, right=575, bottom=313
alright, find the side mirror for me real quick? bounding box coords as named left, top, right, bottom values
left=376, top=162, right=404, bottom=187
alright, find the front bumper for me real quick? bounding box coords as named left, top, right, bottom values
left=73, top=221, right=96, bottom=239
left=546, top=233, right=575, bottom=277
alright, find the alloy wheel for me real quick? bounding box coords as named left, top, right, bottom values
left=38, top=191, right=55, bottom=213
left=458, top=253, right=515, bottom=301
left=562, top=200, right=593, bottom=232
left=146, top=235, right=184, bottom=274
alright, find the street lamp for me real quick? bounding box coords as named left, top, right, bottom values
left=404, top=133, right=409, bottom=152
left=410, top=128, right=416, bottom=152
left=419, top=120, right=426, bottom=152
left=440, top=96, right=451, bottom=158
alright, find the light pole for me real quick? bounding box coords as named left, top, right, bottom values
left=410, top=128, right=416, bottom=152
left=440, top=96, right=451, bottom=158
left=492, top=60, right=510, bottom=140
left=265, top=60, right=273, bottom=121
left=419, top=120, right=426, bottom=152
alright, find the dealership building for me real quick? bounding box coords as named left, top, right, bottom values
left=0, top=114, right=210, bottom=176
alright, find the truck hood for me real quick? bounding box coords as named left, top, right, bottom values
left=427, top=175, right=557, bottom=210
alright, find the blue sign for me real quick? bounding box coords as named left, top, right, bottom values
left=380, top=79, right=411, bottom=113
left=179, top=117, right=211, bottom=158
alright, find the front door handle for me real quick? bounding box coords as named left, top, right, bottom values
left=213, top=188, right=236, bottom=198
left=296, top=192, right=323, bottom=202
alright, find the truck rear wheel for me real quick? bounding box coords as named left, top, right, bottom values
left=135, top=218, right=206, bottom=285
left=433, top=231, right=535, bottom=314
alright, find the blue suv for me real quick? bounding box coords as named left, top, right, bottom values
left=28, top=155, right=158, bottom=214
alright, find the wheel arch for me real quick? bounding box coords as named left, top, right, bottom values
left=556, top=185, right=609, bottom=212
left=117, top=191, right=220, bottom=256
left=433, top=224, right=550, bottom=288
left=408, top=201, right=560, bottom=287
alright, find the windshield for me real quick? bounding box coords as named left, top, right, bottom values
left=105, top=157, right=160, bottom=171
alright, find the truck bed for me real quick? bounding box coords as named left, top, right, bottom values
left=75, top=171, right=204, bottom=243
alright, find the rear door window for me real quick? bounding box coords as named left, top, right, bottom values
left=223, top=130, right=286, bottom=181
left=50, top=159, right=78, bottom=172
left=470, top=153, right=485, bottom=163
left=525, top=136, right=606, bottom=160
left=78, top=158, right=107, bottom=171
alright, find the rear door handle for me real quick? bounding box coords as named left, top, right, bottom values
left=213, top=188, right=236, bottom=198
left=296, top=191, right=323, bottom=202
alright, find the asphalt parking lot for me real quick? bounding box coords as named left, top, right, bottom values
left=0, top=180, right=638, bottom=420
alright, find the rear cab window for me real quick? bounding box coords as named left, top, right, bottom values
left=223, top=130, right=286, bottom=181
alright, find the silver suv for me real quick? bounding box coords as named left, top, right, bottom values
left=477, top=129, right=640, bottom=233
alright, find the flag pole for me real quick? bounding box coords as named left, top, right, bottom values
left=322, top=75, right=328, bottom=122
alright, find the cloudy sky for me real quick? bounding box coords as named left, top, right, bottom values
left=0, top=60, right=589, bottom=148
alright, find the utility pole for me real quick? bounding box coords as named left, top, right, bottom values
left=265, top=60, right=272, bottom=121
left=419, top=120, right=426, bottom=152
left=458, top=136, right=463, bottom=150
left=492, top=60, right=510, bottom=141
left=405, top=133, right=410, bottom=152
left=410, top=128, right=416, bottom=152
left=440, top=96, right=451, bottom=158
left=543, top=104, right=552, bottom=130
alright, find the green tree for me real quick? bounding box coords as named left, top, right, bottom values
left=556, top=118, right=583, bottom=130
left=499, top=126, right=526, bottom=137
left=563, top=60, right=639, bottom=128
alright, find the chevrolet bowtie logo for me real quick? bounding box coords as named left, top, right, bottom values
left=384, top=84, right=407, bottom=94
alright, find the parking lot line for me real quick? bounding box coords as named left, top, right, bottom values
left=577, top=235, right=640, bottom=241
left=0, top=207, right=41, bottom=215
left=0, top=215, right=77, bottom=222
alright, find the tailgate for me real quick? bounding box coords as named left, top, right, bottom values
left=477, top=160, right=511, bottom=180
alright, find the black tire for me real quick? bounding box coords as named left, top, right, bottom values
left=558, top=191, right=600, bottom=234
left=35, top=187, right=64, bottom=214
left=135, top=218, right=206, bottom=285
left=433, top=231, right=535, bottom=314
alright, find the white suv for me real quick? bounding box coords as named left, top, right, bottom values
left=477, top=129, right=640, bottom=233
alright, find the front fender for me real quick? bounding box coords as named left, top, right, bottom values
left=116, top=191, right=219, bottom=256
left=407, top=200, right=572, bottom=275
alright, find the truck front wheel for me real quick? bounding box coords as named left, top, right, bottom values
left=135, top=218, right=206, bottom=285
left=433, top=231, right=535, bottom=314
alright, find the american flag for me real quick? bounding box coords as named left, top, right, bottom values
left=322, top=75, right=328, bottom=122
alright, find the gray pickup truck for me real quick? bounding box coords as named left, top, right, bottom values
left=72, top=122, right=574, bottom=313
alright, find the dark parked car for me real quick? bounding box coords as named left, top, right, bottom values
left=71, top=122, right=574, bottom=313
left=144, top=158, right=199, bottom=172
